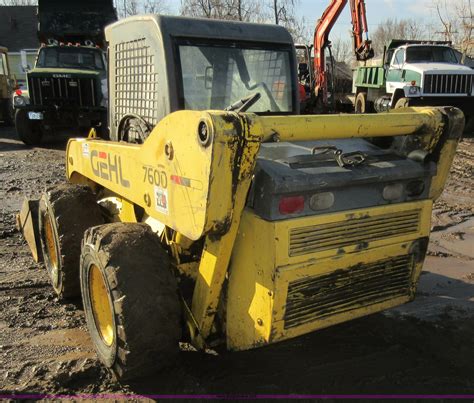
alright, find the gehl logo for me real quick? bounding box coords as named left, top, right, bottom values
left=90, top=150, right=130, bottom=188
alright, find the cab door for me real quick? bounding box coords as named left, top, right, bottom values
left=386, top=48, right=405, bottom=94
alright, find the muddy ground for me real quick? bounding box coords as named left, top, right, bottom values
left=0, top=126, right=473, bottom=397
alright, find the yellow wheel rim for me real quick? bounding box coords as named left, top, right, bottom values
left=43, top=213, right=59, bottom=286
left=89, top=264, right=115, bottom=346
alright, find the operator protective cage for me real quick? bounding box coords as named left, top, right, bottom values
left=105, top=14, right=300, bottom=138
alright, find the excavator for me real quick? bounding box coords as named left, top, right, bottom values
left=297, top=0, right=373, bottom=112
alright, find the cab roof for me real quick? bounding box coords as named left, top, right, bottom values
left=106, top=14, right=294, bottom=45
left=388, top=39, right=452, bottom=50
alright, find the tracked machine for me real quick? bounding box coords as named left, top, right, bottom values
left=18, top=15, right=464, bottom=380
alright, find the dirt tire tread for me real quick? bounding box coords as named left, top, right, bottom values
left=39, top=183, right=104, bottom=298
left=81, top=223, right=181, bottom=381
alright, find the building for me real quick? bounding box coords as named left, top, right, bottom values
left=0, top=6, right=39, bottom=88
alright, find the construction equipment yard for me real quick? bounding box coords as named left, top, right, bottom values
left=0, top=126, right=473, bottom=395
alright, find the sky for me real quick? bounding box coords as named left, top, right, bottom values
left=167, top=0, right=440, bottom=40
left=295, top=0, right=438, bottom=39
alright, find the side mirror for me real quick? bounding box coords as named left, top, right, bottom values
left=20, top=50, right=30, bottom=72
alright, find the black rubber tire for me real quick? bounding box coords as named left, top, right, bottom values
left=80, top=223, right=182, bottom=381
left=15, top=109, right=42, bottom=145
left=394, top=97, right=410, bottom=109
left=38, top=183, right=104, bottom=299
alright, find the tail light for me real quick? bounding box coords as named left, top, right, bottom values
left=383, top=183, right=404, bottom=201
left=279, top=196, right=305, bottom=215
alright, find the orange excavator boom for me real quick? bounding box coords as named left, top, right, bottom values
left=313, top=0, right=373, bottom=104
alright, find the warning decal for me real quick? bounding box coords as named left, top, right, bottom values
left=154, top=186, right=169, bottom=215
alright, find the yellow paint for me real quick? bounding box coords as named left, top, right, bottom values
left=191, top=116, right=261, bottom=340
left=89, top=264, right=114, bottom=346
left=64, top=107, right=461, bottom=351
left=226, top=201, right=431, bottom=350
left=429, top=140, right=460, bottom=200
left=253, top=108, right=443, bottom=142
left=43, top=211, right=59, bottom=276
left=87, top=128, right=98, bottom=139
left=68, top=111, right=252, bottom=241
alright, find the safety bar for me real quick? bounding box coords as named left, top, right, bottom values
left=251, top=108, right=442, bottom=143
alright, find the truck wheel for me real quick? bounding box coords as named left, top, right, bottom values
left=38, top=184, right=104, bottom=299
left=80, top=223, right=181, bottom=381
left=15, top=109, right=42, bottom=145
left=394, top=97, right=410, bottom=109
left=355, top=92, right=372, bottom=113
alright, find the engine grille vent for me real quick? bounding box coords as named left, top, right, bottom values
left=28, top=76, right=98, bottom=107
left=423, top=74, right=473, bottom=95
left=289, top=209, right=420, bottom=257
left=284, top=255, right=413, bottom=329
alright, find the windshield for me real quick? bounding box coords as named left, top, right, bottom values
left=36, top=47, right=105, bottom=70
left=405, top=46, right=458, bottom=64
left=178, top=42, right=294, bottom=113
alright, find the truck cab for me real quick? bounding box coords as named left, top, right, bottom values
left=354, top=40, right=474, bottom=131
left=386, top=44, right=473, bottom=105
left=14, top=0, right=116, bottom=145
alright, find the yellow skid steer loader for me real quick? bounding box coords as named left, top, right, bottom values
left=18, top=15, right=463, bottom=380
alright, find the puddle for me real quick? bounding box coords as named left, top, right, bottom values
left=430, top=218, right=474, bottom=259
left=29, top=328, right=93, bottom=349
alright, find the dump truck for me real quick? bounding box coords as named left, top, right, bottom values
left=354, top=40, right=474, bottom=131
left=18, top=15, right=464, bottom=381
left=0, top=46, right=15, bottom=124
left=13, top=0, right=117, bottom=145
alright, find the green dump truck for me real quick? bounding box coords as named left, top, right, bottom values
left=354, top=40, right=474, bottom=131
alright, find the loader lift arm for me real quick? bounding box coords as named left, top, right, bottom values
left=313, top=0, right=374, bottom=104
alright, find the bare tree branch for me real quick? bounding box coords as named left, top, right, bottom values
left=431, top=0, right=473, bottom=58
left=117, top=0, right=170, bottom=18
left=0, top=0, right=37, bottom=4
left=370, top=18, right=427, bottom=57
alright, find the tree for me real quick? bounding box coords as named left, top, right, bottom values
left=143, top=0, right=170, bottom=14
left=266, top=0, right=310, bottom=43
left=180, top=0, right=308, bottom=43
left=180, top=0, right=260, bottom=21
left=370, top=18, right=427, bottom=57
left=118, top=0, right=170, bottom=18
left=0, top=0, right=37, bottom=4
left=271, top=0, right=295, bottom=25
left=431, top=0, right=473, bottom=58
left=330, top=36, right=353, bottom=64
